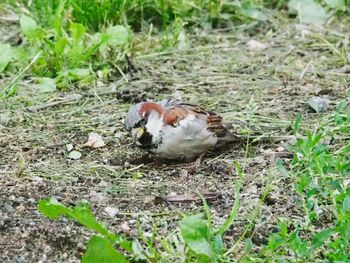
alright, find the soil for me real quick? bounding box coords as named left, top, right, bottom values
left=1, top=21, right=349, bottom=262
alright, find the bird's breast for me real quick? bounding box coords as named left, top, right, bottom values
left=153, top=120, right=218, bottom=160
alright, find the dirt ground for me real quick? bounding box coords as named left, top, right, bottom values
left=1, top=22, right=349, bottom=262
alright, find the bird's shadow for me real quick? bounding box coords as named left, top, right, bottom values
left=128, top=141, right=244, bottom=168
left=129, top=154, right=188, bottom=167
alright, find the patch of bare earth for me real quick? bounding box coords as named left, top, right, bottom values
left=1, top=22, right=349, bottom=262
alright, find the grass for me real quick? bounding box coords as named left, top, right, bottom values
left=1, top=0, right=349, bottom=96
left=38, top=163, right=244, bottom=262
left=1, top=0, right=350, bottom=262
left=36, top=107, right=350, bottom=262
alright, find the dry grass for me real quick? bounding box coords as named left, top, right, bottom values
left=0, top=21, right=349, bottom=261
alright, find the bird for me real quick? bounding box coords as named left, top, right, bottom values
left=125, top=99, right=240, bottom=162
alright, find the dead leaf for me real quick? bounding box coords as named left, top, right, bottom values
left=68, top=150, right=82, bottom=160
left=339, top=65, right=350, bottom=74
left=121, top=222, right=131, bottom=233
left=276, top=146, right=285, bottom=152
left=66, top=144, right=74, bottom=152
left=15, top=204, right=25, bottom=213
left=0, top=11, right=19, bottom=22
left=155, top=192, right=220, bottom=204
left=308, top=96, right=328, bottom=113
left=104, top=206, right=119, bottom=217
left=83, top=132, right=105, bottom=148
left=247, top=39, right=267, bottom=51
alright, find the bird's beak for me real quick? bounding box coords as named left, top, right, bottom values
left=135, top=127, right=144, bottom=139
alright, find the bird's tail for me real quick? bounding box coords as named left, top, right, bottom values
left=215, top=131, right=242, bottom=150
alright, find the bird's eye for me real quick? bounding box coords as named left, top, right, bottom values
left=141, top=110, right=151, bottom=119
left=134, top=118, right=146, bottom=128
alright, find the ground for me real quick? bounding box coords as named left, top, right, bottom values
left=0, top=22, right=349, bottom=262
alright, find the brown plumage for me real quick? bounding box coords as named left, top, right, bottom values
left=125, top=99, right=240, bottom=160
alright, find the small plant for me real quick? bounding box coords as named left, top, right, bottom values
left=38, top=198, right=133, bottom=262
left=244, top=102, right=350, bottom=262
left=178, top=176, right=242, bottom=262
left=38, top=162, right=244, bottom=262
left=19, top=11, right=130, bottom=81
left=37, top=103, right=350, bottom=261
left=1, top=0, right=349, bottom=97
left=1, top=2, right=131, bottom=97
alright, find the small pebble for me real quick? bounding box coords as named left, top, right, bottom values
left=247, top=39, right=267, bottom=50
left=104, top=207, right=119, bottom=217
left=276, top=146, right=285, bottom=152
left=15, top=205, right=25, bottom=213
left=121, top=222, right=131, bottom=232
left=308, top=96, right=328, bottom=113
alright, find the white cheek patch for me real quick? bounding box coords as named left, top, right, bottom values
left=145, top=111, right=164, bottom=141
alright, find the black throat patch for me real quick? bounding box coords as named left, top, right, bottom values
left=138, top=129, right=155, bottom=149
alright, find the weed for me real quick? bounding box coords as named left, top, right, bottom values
left=2, top=0, right=350, bottom=261
left=37, top=103, right=350, bottom=261
left=38, top=163, right=244, bottom=262
left=246, top=102, right=350, bottom=262
left=1, top=0, right=348, bottom=94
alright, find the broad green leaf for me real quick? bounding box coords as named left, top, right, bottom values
left=296, top=174, right=312, bottom=193
left=91, top=32, right=109, bottom=46
left=77, top=74, right=95, bottom=86
left=38, top=198, right=67, bottom=218
left=65, top=68, right=90, bottom=80
left=216, top=181, right=241, bottom=235
left=54, top=38, right=69, bottom=55
left=33, top=77, right=57, bottom=93
left=241, top=7, right=268, bottom=21
left=0, top=43, right=12, bottom=73
left=278, top=221, right=288, bottom=239
left=213, top=234, right=224, bottom=254
left=131, top=240, right=147, bottom=260
left=38, top=198, right=113, bottom=240
left=244, top=238, right=253, bottom=253
left=342, top=195, right=350, bottom=212
left=53, top=0, right=66, bottom=35
left=57, top=68, right=91, bottom=84
left=38, top=198, right=133, bottom=251
left=56, top=68, right=94, bottom=88
left=20, top=15, right=38, bottom=37
left=70, top=23, right=86, bottom=45
left=105, top=25, right=130, bottom=46
left=44, top=202, right=116, bottom=243
left=267, top=233, right=285, bottom=250
left=68, top=150, right=82, bottom=159
left=289, top=232, right=309, bottom=256
left=293, top=114, right=302, bottom=135
left=288, top=0, right=329, bottom=24
left=324, top=0, right=345, bottom=9
left=82, top=236, right=129, bottom=263
left=276, top=159, right=289, bottom=177
left=311, top=228, right=333, bottom=247
left=187, top=239, right=212, bottom=259
left=179, top=214, right=213, bottom=258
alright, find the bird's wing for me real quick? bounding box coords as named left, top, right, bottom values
left=161, top=101, right=238, bottom=141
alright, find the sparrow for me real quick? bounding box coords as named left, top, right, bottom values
left=125, top=99, right=239, bottom=161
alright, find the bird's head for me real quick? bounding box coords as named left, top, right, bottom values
left=125, top=101, right=164, bottom=148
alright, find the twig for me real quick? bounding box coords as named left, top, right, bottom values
left=26, top=94, right=83, bottom=112
left=299, top=60, right=312, bottom=79
left=1, top=51, right=42, bottom=97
